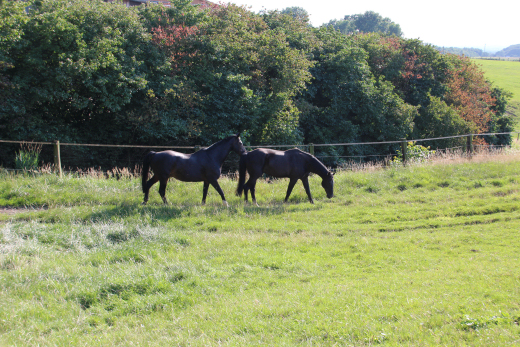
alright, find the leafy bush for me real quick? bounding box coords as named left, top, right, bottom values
left=391, top=141, right=435, bottom=166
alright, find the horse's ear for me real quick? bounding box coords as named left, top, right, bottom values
left=236, top=132, right=241, bottom=137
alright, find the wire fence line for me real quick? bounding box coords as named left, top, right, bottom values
left=1, top=131, right=518, bottom=149
left=1, top=131, right=519, bottom=172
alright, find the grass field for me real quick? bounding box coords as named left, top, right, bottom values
left=1, top=151, right=519, bottom=346
left=474, top=59, right=520, bottom=129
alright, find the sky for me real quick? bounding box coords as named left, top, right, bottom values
left=227, top=0, right=518, bottom=53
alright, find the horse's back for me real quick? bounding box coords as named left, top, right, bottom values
left=262, top=148, right=301, bottom=178
left=150, top=150, right=191, bottom=176
left=152, top=150, right=190, bottom=165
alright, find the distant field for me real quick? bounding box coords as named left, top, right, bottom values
left=474, top=59, right=520, bottom=129
left=475, top=59, right=520, bottom=102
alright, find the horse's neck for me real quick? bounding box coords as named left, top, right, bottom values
left=206, top=139, right=232, bottom=163
left=308, top=156, right=329, bottom=178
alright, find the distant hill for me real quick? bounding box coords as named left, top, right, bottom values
left=434, top=44, right=520, bottom=58
left=434, top=47, right=492, bottom=57
left=495, top=45, right=520, bottom=57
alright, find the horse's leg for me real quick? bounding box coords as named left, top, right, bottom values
left=284, top=178, right=298, bottom=203
left=243, top=181, right=249, bottom=202
left=249, top=178, right=259, bottom=207
left=158, top=178, right=168, bottom=204
left=209, top=180, right=229, bottom=207
left=143, top=175, right=159, bottom=205
left=243, top=177, right=254, bottom=203
left=202, top=181, right=210, bottom=205
left=301, top=176, right=314, bottom=204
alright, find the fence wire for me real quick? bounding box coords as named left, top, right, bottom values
left=1, top=132, right=519, bottom=171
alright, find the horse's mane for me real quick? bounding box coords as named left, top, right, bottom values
left=204, top=134, right=237, bottom=151
left=304, top=150, right=331, bottom=178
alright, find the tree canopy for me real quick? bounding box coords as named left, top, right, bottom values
left=324, top=11, right=403, bottom=37
left=0, top=0, right=513, bottom=168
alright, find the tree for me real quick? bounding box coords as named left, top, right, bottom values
left=415, top=95, right=469, bottom=148
left=325, top=11, right=402, bottom=37
left=354, top=34, right=512, bottom=146
left=150, top=4, right=314, bottom=145
left=280, top=7, right=309, bottom=23
left=443, top=55, right=496, bottom=135
left=297, top=28, right=416, bottom=164
left=2, top=0, right=151, bottom=143
left=485, top=87, right=514, bottom=146
left=0, top=0, right=30, bottom=136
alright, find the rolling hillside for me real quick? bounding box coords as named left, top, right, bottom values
left=475, top=58, right=520, bottom=129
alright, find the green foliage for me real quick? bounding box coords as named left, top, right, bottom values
left=414, top=94, right=469, bottom=148
left=0, top=1, right=29, bottom=122
left=485, top=87, right=515, bottom=145
left=279, top=6, right=309, bottom=22
left=147, top=4, right=314, bottom=145
left=1, top=0, right=151, bottom=143
left=390, top=141, right=436, bottom=166
left=325, top=11, right=402, bottom=37
left=298, top=29, right=416, bottom=163
left=0, top=0, right=513, bottom=169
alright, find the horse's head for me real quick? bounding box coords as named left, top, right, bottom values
left=321, top=171, right=334, bottom=199
left=232, top=133, right=247, bottom=155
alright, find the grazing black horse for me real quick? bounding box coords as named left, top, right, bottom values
left=142, top=134, right=246, bottom=206
left=236, top=148, right=334, bottom=205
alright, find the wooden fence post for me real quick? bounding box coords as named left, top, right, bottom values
left=53, top=140, right=62, bottom=178
left=400, top=139, right=408, bottom=166
left=466, top=134, right=473, bottom=158
left=309, top=143, right=314, bottom=156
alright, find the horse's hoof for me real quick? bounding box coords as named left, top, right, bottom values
left=142, top=201, right=147, bottom=206
left=223, top=201, right=229, bottom=207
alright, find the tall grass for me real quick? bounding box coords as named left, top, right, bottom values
left=1, top=151, right=519, bottom=346
left=14, top=142, right=42, bottom=171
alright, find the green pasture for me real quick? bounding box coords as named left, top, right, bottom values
left=475, top=59, right=520, bottom=128
left=1, top=155, right=520, bottom=346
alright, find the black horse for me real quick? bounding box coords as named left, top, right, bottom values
left=142, top=134, right=246, bottom=206
left=236, top=148, right=334, bottom=205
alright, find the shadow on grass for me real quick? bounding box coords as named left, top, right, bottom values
left=82, top=199, right=325, bottom=223
left=84, top=204, right=185, bottom=222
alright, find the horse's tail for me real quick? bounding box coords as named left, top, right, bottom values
left=236, top=153, right=247, bottom=197
left=142, top=151, right=155, bottom=193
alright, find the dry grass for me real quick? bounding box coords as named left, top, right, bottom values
left=6, top=140, right=519, bottom=180
left=338, top=144, right=520, bottom=173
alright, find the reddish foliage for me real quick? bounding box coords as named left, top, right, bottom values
left=401, top=53, right=424, bottom=80
left=444, top=56, right=496, bottom=134
left=152, top=23, right=200, bottom=74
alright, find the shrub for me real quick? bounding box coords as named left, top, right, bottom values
left=14, top=143, right=41, bottom=171
left=391, top=141, right=435, bottom=166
